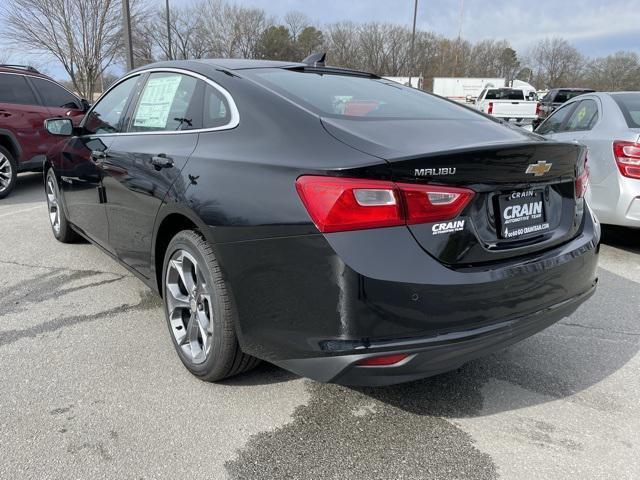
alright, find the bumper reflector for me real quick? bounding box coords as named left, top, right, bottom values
left=356, top=353, right=410, bottom=366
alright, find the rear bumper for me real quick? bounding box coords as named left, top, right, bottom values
left=213, top=205, right=600, bottom=385
left=274, top=283, right=595, bottom=386
left=589, top=175, right=640, bottom=227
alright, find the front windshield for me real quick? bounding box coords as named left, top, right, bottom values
left=249, top=69, right=484, bottom=121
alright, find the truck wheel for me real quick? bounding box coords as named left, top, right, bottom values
left=0, top=146, right=17, bottom=199
left=162, top=230, right=260, bottom=381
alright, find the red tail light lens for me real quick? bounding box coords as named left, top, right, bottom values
left=400, top=183, right=476, bottom=224
left=575, top=156, right=589, bottom=198
left=487, top=102, right=493, bottom=114
left=295, top=176, right=402, bottom=233
left=535, top=102, right=541, bottom=116
left=356, top=353, right=409, bottom=366
left=295, top=176, right=475, bottom=233
left=614, top=141, right=640, bottom=179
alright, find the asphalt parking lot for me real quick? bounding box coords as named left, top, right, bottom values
left=1, top=173, right=639, bottom=480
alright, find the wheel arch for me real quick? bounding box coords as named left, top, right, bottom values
left=152, top=206, right=210, bottom=297
left=0, top=129, right=21, bottom=161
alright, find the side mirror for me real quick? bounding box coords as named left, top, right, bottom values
left=465, top=95, right=473, bottom=103
left=45, top=118, right=74, bottom=136
left=80, top=99, right=91, bottom=112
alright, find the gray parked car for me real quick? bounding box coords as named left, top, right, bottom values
left=535, top=92, right=640, bottom=228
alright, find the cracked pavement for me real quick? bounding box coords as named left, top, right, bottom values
left=1, top=173, right=639, bottom=479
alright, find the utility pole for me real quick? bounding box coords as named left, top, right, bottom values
left=166, top=0, right=172, bottom=60
left=453, top=0, right=464, bottom=76
left=122, top=0, right=134, bottom=71
left=408, top=0, right=418, bottom=88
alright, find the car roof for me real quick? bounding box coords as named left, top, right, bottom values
left=0, top=65, right=52, bottom=79
left=129, top=58, right=383, bottom=79
left=131, top=59, right=306, bottom=75
left=553, top=87, right=595, bottom=92
left=193, top=59, right=306, bottom=70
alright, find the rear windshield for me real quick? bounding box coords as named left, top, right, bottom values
left=248, top=69, right=483, bottom=120
left=611, top=93, right=640, bottom=128
left=554, top=90, right=593, bottom=103
left=485, top=89, right=525, bottom=100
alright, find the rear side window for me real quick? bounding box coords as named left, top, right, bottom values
left=130, top=72, right=199, bottom=132
left=203, top=84, right=231, bottom=128
left=535, top=103, right=575, bottom=135
left=564, top=99, right=599, bottom=132
left=83, top=75, right=139, bottom=134
left=485, top=89, right=525, bottom=100
left=30, top=77, right=80, bottom=109
left=611, top=93, right=640, bottom=128
left=0, top=73, right=37, bottom=105
left=250, top=69, right=482, bottom=120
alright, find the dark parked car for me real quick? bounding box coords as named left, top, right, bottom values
left=0, top=64, right=89, bottom=198
left=43, top=58, right=599, bottom=386
left=535, top=88, right=596, bottom=127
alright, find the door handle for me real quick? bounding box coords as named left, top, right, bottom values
left=0, top=110, right=12, bottom=117
left=151, top=154, right=174, bottom=169
left=90, top=150, right=107, bottom=163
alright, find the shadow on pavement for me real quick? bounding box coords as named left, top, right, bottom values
left=0, top=172, right=44, bottom=206
left=220, top=361, right=299, bottom=386
left=601, top=225, right=640, bottom=254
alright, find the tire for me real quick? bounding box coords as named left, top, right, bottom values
left=162, top=230, right=260, bottom=381
left=0, top=146, right=17, bottom=199
left=45, top=168, right=79, bottom=242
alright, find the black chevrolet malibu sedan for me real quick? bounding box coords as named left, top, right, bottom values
left=42, top=57, right=599, bottom=386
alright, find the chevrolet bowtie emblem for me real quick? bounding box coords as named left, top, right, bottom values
left=526, top=161, right=552, bottom=176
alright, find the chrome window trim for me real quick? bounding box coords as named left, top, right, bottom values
left=82, top=67, right=240, bottom=137
left=0, top=71, right=82, bottom=105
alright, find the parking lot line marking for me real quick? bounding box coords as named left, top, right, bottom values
left=0, top=205, right=42, bottom=218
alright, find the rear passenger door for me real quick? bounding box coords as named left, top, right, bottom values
left=103, top=71, right=203, bottom=278
left=534, top=102, right=578, bottom=139
left=0, top=73, right=51, bottom=166
left=552, top=98, right=600, bottom=143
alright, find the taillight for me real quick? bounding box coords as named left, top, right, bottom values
left=575, top=156, right=589, bottom=198
left=295, top=177, right=402, bottom=232
left=535, top=102, right=541, bottom=116
left=295, top=176, right=475, bottom=233
left=487, top=102, right=493, bottom=114
left=613, top=140, right=640, bottom=179
left=399, top=183, right=476, bottom=224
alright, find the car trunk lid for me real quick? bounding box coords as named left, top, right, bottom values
left=322, top=117, right=587, bottom=266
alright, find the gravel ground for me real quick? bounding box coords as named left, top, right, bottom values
left=1, top=173, right=638, bottom=479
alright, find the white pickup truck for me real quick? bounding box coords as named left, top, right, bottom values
left=475, top=88, right=539, bottom=123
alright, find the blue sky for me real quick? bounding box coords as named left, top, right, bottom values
left=6, top=0, right=640, bottom=80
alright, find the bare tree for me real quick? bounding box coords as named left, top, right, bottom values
left=358, top=23, right=387, bottom=74
left=326, top=22, right=360, bottom=69
left=526, top=38, right=585, bottom=88
left=147, top=6, right=208, bottom=61
left=198, top=0, right=270, bottom=59
left=584, top=51, right=640, bottom=91
left=1, top=0, right=126, bottom=99
left=235, top=6, right=271, bottom=59
left=284, top=11, right=310, bottom=42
